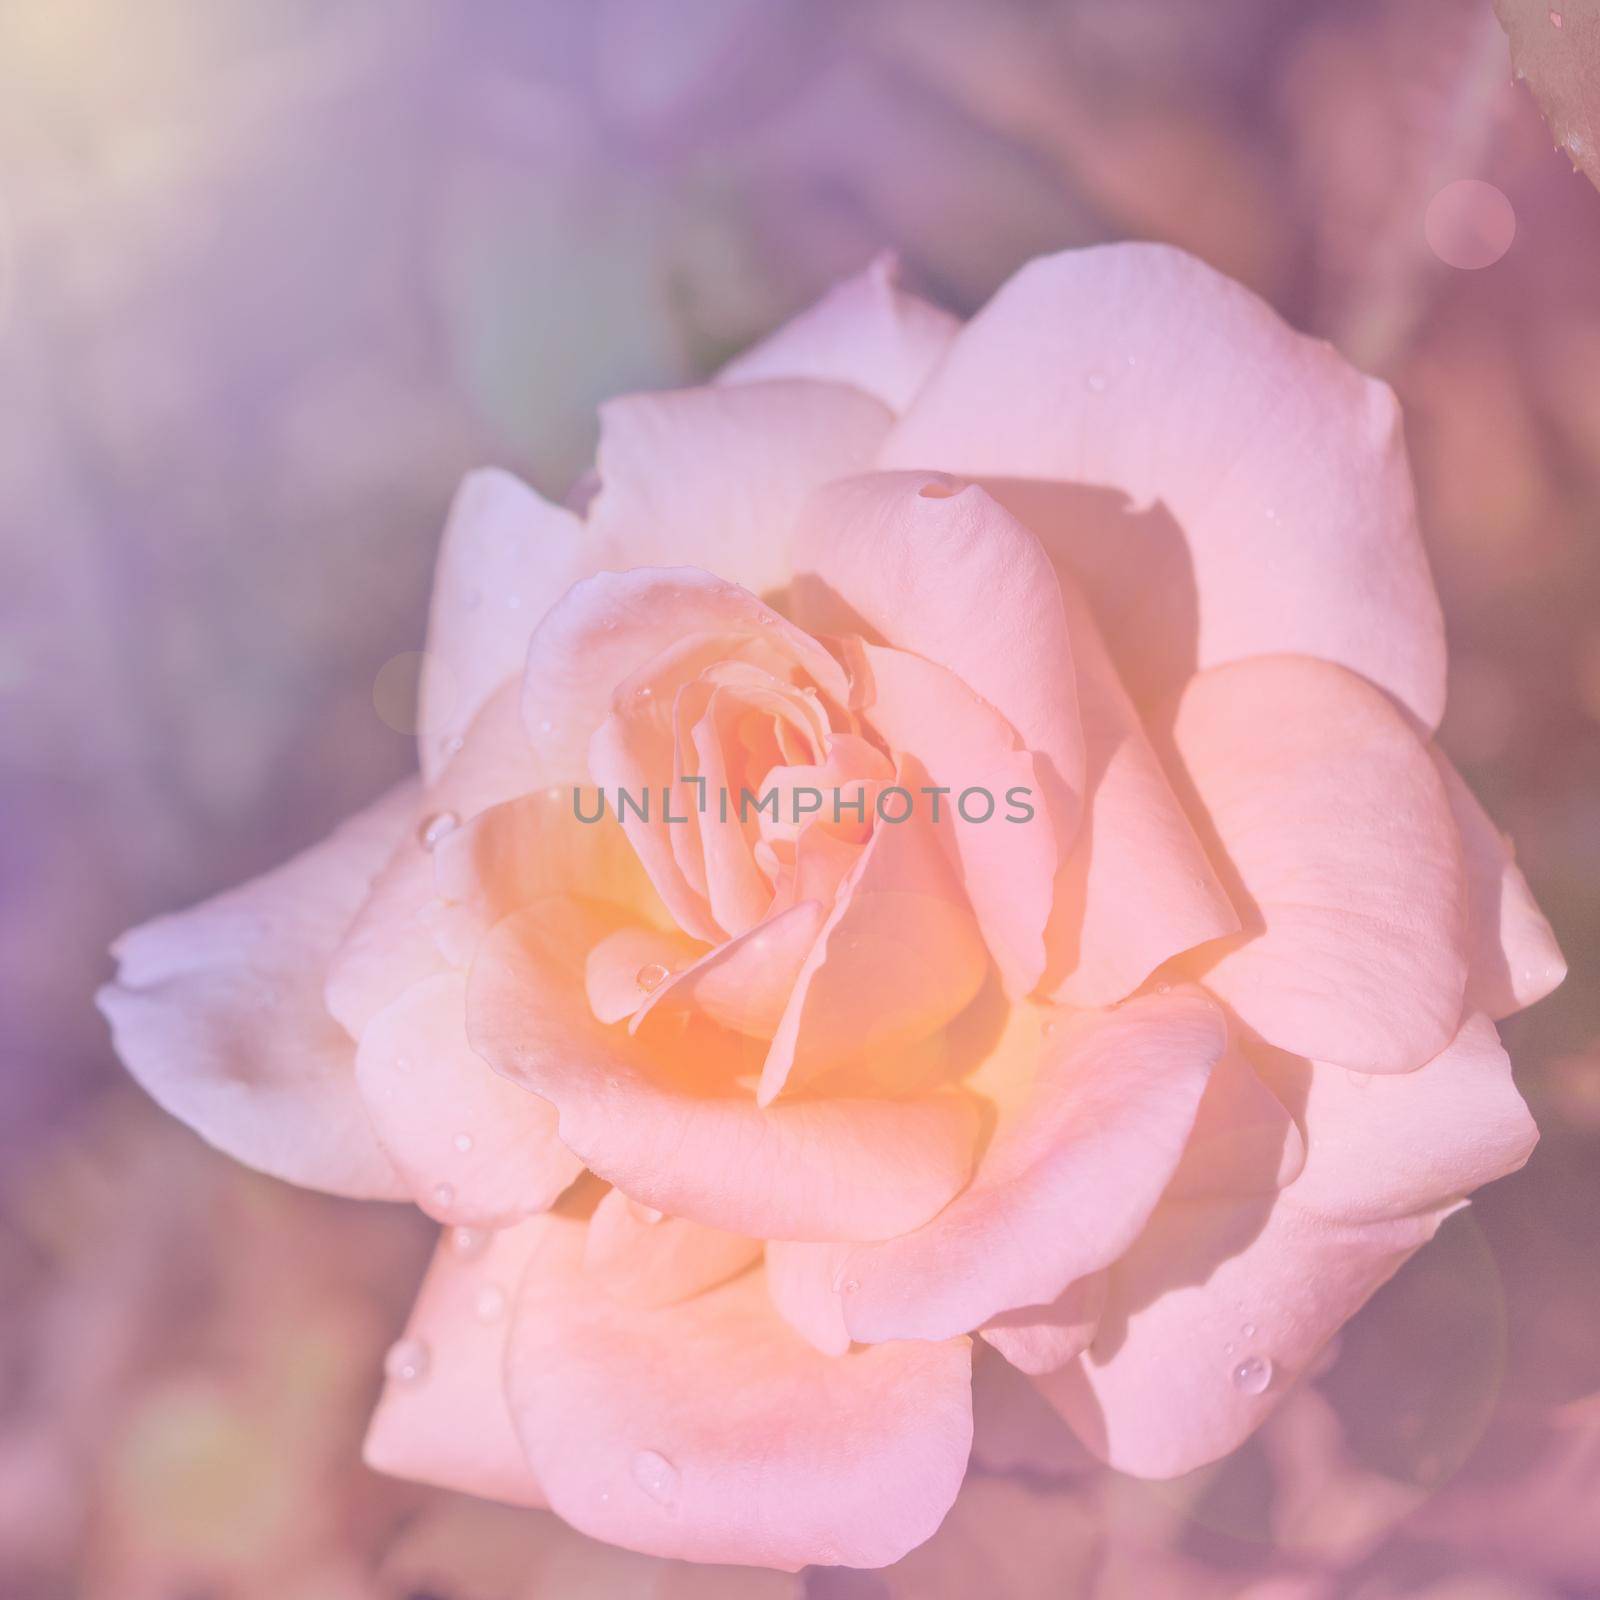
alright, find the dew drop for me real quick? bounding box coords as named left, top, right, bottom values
left=474, top=1283, right=508, bottom=1324
left=452, top=1131, right=474, bottom=1154
left=1241, top=1321, right=1257, bottom=1339
left=1231, top=1354, right=1273, bottom=1395
left=1041, top=1018, right=1057, bottom=1038
left=449, top=1226, right=490, bottom=1259
left=632, top=1448, right=680, bottom=1505
left=417, top=810, right=459, bottom=851
left=637, top=684, right=654, bottom=699
left=1085, top=370, right=1109, bottom=394
left=432, top=1182, right=456, bottom=1209
left=1551, top=8, right=1564, bottom=24
left=384, top=1338, right=430, bottom=1384
left=1155, top=982, right=1172, bottom=995
left=635, top=962, right=669, bottom=993
left=538, top=718, right=554, bottom=735
left=444, top=735, right=465, bottom=756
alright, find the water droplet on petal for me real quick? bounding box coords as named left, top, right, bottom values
left=452, top=1131, right=474, bottom=1154
left=1241, top=1321, right=1257, bottom=1339
left=384, top=1338, right=430, bottom=1383
left=449, top=1226, right=490, bottom=1259
left=637, top=684, right=654, bottom=700
left=417, top=810, right=459, bottom=851
left=1551, top=8, right=1564, bottom=25
left=632, top=1448, right=680, bottom=1505
left=635, top=962, right=669, bottom=993
left=432, top=1182, right=456, bottom=1209
left=1155, top=982, right=1172, bottom=995
left=444, top=735, right=465, bottom=756
left=1086, top=370, right=1109, bottom=393
left=538, top=718, right=554, bottom=735
left=474, top=1283, right=507, bottom=1323
left=1231, top=1354, right=1273, bottom=1395
left=1041, top=1018, right=1057, bottom=1038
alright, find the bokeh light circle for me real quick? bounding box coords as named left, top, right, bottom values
left=373, top=650, right=459, bottom=737
left=1425, top=180, right=1516, bottom=270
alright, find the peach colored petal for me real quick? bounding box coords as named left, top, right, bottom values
left=979, top=1273, right=1107, bottom=1377
left=1043, top=576, right=1238, bottom=1005
left=585, top=925, right=708, bottom=1024
left=1254, top=1012, right=1537, bottom=1225
left=420, top=470, right=590, bottom=782
left=794, top=471, right=1083, bottom=834
left=587, top=379, right=891, bottom=597
left=432, top=788, right=664, bottom=970
left=583, top=1188, right=760, bottom=1309
left=1164, top=1040, right=1305, bottom=1201
left=833, top=992, right=1227, bottom=1343
left=881, top=243, right=1446, bottom=728
left=1432, top=748, right=1567, bottom=1019
left=633, top=899, right=827, bottom=1039
left=1042, top=1014, right=1535, bottom=1477
left=764, top=1240, right=854, bottom=1356
left=718, top=252, right=960, bottom=412
left=504, top=1218, right=973, bottom=1569
left=364, top=1219, right=549, bottom=1506
left=355, top=971, right=583, bottom=1226
left=467, top=899, right=982, bottom=1241
left=327, top=681, right=542, bottom=1037
left=1038, top=1196, right=1457, bottom=1479
left=525, top=564, right=847, bottom=787
left=857, top=642, right=1055, bottom=998
left=1172, top=656, right=1467, bottom=1074
left=97, top=783, right=415, bottom=1200
left=756, top=789, right=989, bottom=1104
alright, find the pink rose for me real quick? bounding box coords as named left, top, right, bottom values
left=100, top=246, right=1565, bottom=1572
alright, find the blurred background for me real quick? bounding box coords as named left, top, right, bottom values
left=2, top=0, right=1598, bottom=1594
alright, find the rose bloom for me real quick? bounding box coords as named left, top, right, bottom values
left=101, top=246, right=1565, bottom=1573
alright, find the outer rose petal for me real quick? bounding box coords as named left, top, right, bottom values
left=1172, top=656, right=1468, bottom=1074
left=881, top=242, right=1447, bottom=729
left=587, top=379, right=891, bottom=597
left=583, top=1187, right=761, bottom=1309
left=979, top=1273, right=1107, bottom=1377
left=832, top=992, right=1227, bottom=1344
left=420, top=470, right=589, bottom=782
left=1038, top=1196, right=1459, bottom=1479
left=1044, top=575, right=1237, bottom=1005
left=364, top=1219, right=548, bottom=1506
left=1165, top=1040, right=1305, bottom=1201
left=355, top=971, right=583, bottom=1227
left=467, top=899, right=982, bottom=1241
left=327, top=681, right=543, bottom=1038
left=1432, top=749, right=1566, bottom=1018
left=97, top=783, right=414, bottom=1200
left=718, top=252, right=960, bottom=412
left=856, top=642, right=1055, bottom=998
left=793, top=471, right=1084, bottom=833
left=504, top=1217, right=973, bottom=1570
left=523, top=567, right=848, bottom=787
left=1043, top=1014, right=1536, bottom=1478
left=1254, top=1012, right=1537, bottom=1226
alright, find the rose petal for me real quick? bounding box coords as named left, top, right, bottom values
left=980, top=1273, right=1107, bottom=1377
left=468, top=899, right=982, bottom=1241
left=881, top=242, right=1446, bottom=728
left=857, top=642, right=1056, bottom=998
left=756, top=786, right=989, bottom=1104
left=1172, top=656, right=1467, bottom=1074
left=718, top=252, right=960, bottom=412
left=793, top=471, right=1083, bottom=834
left=583, top=1187, right=762, bottom=1309
left=1037, top=1196, right=1459, bottom=1479
left=1043, top=576, right=1238, bottom=1005
left=587, top=379, right=891, bottom=597
left=98, top=783, right=415, bottom=1200
left=505, top=1218, right=973, bottom=1570
left=355, top=970, right=583, bottom=1226
left=1164, top=1040, right=1306, bottom=1201
left=1254, top=1012, right=1537, bottom=1225
left=834, top=992, right=1227, bottom=1343
left=1432, top=749, right=1566, bottom=1019
left=420, top=470, right=589, bottom=782
left=364, top=1219, right=549, bottom=1506
left=525, top=565, right=848, bottom=789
